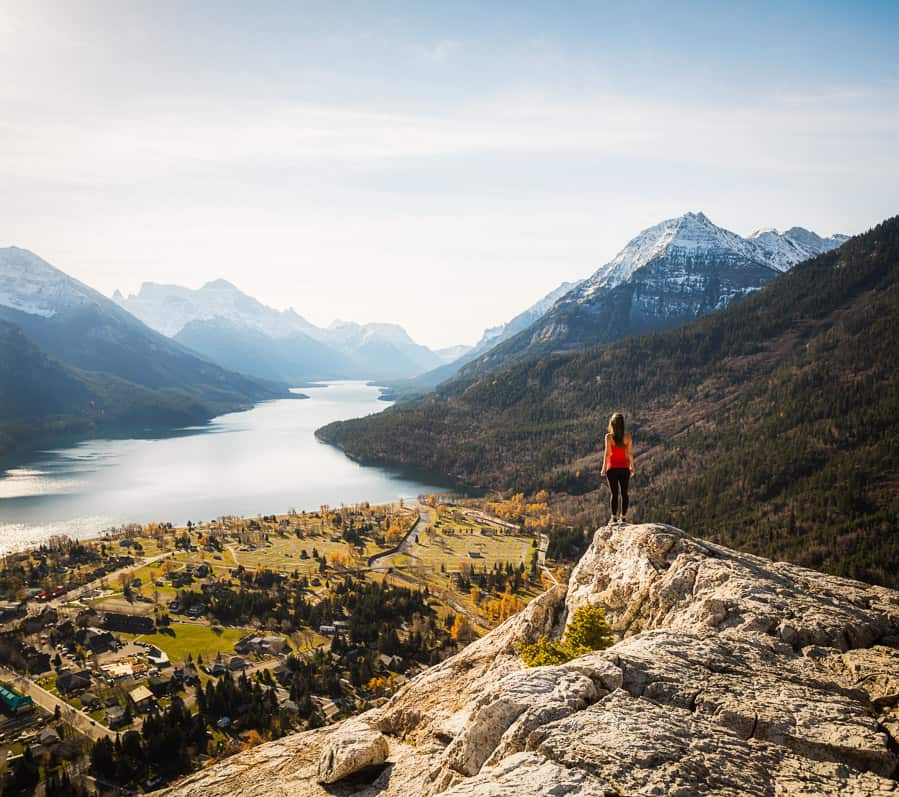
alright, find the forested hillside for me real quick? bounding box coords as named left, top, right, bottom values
left=319, top=216, right=899, bottom=587
left=0, top=318, right=263, bottom=457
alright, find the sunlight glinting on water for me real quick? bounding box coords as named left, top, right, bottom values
left=0, top=382, right=451, bottom=554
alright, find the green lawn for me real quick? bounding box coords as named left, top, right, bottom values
left=125, top=623, right=251, bottom=664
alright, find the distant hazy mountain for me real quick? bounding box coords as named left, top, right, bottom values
left=321, top=320, right=443, bottom=377
left=457, top=212, right=847, bottom=378
left=0, top=248, right=291, bottom=454
left=114, top=278, right=317, bottom=339
left=116, top=281, right=448, bottom=382
left=174, top=318, right=357, bottom=383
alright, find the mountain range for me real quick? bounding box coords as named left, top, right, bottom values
left=115, top=281, right=448, bottom=382
left=0, top=248, right=292, bottom=456
left=0, top=212, right=853, bottom=460
left=318, top=215, right=899, bottom=588
left=454, top=212, right=848, bottom=380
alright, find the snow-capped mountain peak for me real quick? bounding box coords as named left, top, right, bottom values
left=747, top=226, right=849, bottom=272
left=582, top=211, right=757, bottom=299
left=116, top=280, right=317, bottom=339
left=0, top=247, right=105, bottom=318
left=580, top=212, right=849, bottom=303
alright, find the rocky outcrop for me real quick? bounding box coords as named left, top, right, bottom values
left=317, top=719, right=389, bottom=783
left=159, top=523, right=899, bottom=796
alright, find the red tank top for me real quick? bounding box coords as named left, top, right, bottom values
left=609, top=437, right=628, bottom=469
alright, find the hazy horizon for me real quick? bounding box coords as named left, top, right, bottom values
left=2, top=0, right=897, bottom=348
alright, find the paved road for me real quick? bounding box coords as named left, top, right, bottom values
left=368, top=503, right=431, bottom=572
left=0, top=665, right=113, bottom=741
left=537, top=532, right=558, bottom=586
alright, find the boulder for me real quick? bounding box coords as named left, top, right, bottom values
left=317, top=719, right=390, bottom=784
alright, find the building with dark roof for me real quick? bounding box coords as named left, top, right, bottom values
left=102, top=612, right=155, bottom=634
left=0, top=684, right=33, bottom=713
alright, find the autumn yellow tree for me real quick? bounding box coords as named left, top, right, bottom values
left=450, top=613, right=474, bottom=642
left=385, top=522, right=406, bottom=546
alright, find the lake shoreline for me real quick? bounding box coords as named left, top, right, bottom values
left=0, top=382, right=459, bottom=553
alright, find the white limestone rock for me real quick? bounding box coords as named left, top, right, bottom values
left=317, top=719, right=390, bottom=784
left=566, top=523, right=899, bottom=649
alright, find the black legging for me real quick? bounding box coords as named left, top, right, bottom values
left=606, top=468, right=630, bottom=516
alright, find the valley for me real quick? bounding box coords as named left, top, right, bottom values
left=319, top=216, right=899, bottom=589
left=0, top=497, right=545, bottom=791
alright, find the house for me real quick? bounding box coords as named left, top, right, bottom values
left=187, top=605, right=205, bottom=618
left=129, top=685, right=155, bottom=710
left=102, top=612, right=155, bottom=634
left=0, top=601, right=24, bottom=624
left=209, top=662, right=227, bottom=677
left=318, top=625, right=336, bottom=636
left=377, top=654, right=402, bottom=671
left=173, top=665, right=200, bottom=686
left=280, top=699, right=299, bottom=716
left=37, top=727, right=61, bottom=746
left=102, top=660, right=138, bottom=680
left=75, top=627, right=116, bottom=653
left=228, top=656, right=246, bottom=671
left=56, top=669, right=92, bottom=695
left=273, top=664, right=292, bottom=686
left=216, top=716, right=231, bottom=729
left=148, top=673, right=173, bottom=697
left=105, top=705, right=128, bottom=729
left=259, top=635, right=288, bottom=654
left=21, top=608, right=58, bottom=634
left=312, top=696, right=340, bottom=722
left=21, top=646, right=51, bottom=674
left=146, top=646, right=170, bottom=667
left=0, top=684, right=33, bottom=713
left=234, top=634, right=289, bottom=656
left=80, top=692, right=100, bottom=710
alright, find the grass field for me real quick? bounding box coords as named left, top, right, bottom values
left=230, top=533, right=376, bottom=573
left=124, top=623, right=329, bottom=665
left=125, top=623, right=250, bottom=664
left=390, top=528, right=535, bottom=573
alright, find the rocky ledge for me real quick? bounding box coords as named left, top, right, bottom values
left=158, top=523, right=899, bottom=796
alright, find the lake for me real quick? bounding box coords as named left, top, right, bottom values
left=0, top=381, right=453, bottom=553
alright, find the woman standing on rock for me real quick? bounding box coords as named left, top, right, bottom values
left=601, top=412, right=635, bottom=523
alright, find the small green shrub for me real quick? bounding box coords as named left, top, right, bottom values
left=519, top=605, right=614, bottom=667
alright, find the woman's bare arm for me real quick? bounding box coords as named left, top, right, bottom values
left=627, top=434, right=635, bottom=475
left=601, top=433, right=610, bottom=476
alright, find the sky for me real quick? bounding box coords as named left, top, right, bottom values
left=2, top=1, right=898, bottom=348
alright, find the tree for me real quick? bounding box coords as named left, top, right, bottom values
left=519, top=605, right=613, bottom=667
left=565, top=604, right=614, bottom=653
left=450, top=614, right=473, bottom=643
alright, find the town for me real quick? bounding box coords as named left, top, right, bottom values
left=0, top=495, right=574, bottom=794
